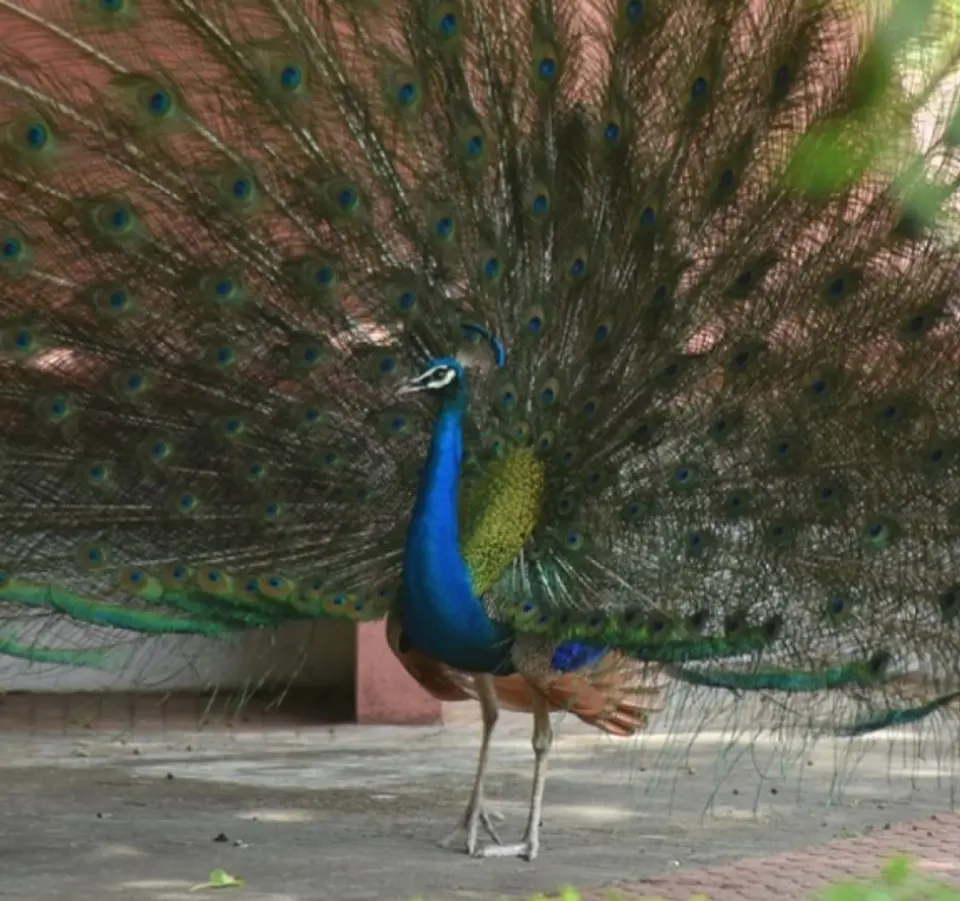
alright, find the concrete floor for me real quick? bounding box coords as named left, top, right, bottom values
left=1, top=704, right=958, bottom=901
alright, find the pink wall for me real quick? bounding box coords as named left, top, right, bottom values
left=355, top=622, right=442, bottom=725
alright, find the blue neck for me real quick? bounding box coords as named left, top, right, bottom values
left=401, top=390, right=515, bottom=674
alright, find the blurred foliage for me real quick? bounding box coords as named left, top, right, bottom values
left=786, top=0, right=960, bottom=201
left=405, top=857, right=960, bottom=901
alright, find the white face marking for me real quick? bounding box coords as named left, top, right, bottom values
left=397, top=364, right=459, bottom=395
left=421, top=365, right=458, bottom=390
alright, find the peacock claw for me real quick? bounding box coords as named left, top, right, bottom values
left=471, top=838, right=539, bottom=862
left=439, top=803, right=504, bottom=853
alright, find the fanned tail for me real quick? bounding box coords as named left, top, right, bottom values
left=0, top=0, right=959, bottom=801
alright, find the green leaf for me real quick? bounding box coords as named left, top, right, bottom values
left=882, top=855, right=912, bottom=885
left=189, top=869, right=246, bottom=892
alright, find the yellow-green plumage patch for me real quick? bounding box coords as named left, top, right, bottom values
left=462, top=448, right=546, bottom=596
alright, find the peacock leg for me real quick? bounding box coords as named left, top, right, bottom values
left=473, top=691, right=552, bottom=861
left=439, top=673, right=503, bottom=853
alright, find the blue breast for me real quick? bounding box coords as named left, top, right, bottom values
left=401, top=400, right=516, bottom=674
left=401, top=389, right=609, bottom=678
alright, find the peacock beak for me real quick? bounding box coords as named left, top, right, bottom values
left=396, top=378, right=428, bottom=396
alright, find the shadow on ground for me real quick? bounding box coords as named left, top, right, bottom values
left=1, top=709, right=958, bottom=901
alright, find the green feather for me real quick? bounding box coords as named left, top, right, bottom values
left=0, top=0, right=959, bottom=828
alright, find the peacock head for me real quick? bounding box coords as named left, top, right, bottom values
left=397, top=323, right=505, bottom=400
left=397, top=357, right=465, bottom=399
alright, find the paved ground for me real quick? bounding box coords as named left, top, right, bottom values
left=2, top=697, right=960, bottom=901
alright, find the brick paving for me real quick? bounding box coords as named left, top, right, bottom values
left=575, top=814, right=960, bottom=900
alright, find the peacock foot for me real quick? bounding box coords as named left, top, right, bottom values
left=470, top=833, right=540, bottom=862
left=438, top=801, right=504, bottom=854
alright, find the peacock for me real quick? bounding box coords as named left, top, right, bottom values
left=2, top=0, right=960, bottom=863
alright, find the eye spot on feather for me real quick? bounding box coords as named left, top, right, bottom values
left=570, top=258, right=586, bottom=278
left=639, top=207, right=656, bottom=228
left=439, top=12, right=457, bottom=36
left=151, top=440, right=171, bottom=462
left=773, top=64, right=791, bottom=93
left=2, top=239, right=22, bottom=259
left=25, top=123, right=48, bottom=148
left=435, top=217, right=455, bottom=239
left=336, top=186, right=359, bottom=212
left=280, top=65, right=304, bottom=91
left=626, top=0, right=644, bottom=20
left=532, top=195, right=549, bottom=216
left=89, top=463, right=107, bottom=482
left=863, top=516, right=900, bottom=552
left=538, top=58, right=557, bottom=80
left=379, top=356, right=397, bottom=374
left=691, top=77, right=709, bottom=102
left=604, top=122, right=620, bottom=143
left=482, top=256, right=502, bottom=280
left=232, top=178, right=252, bottom=200
left=467, top=135, right=484, bottom=159
left=148, top=90, right=172, bottom=116
left=215, top=278, right=234, bottom=296
left=397, top=83, right=418, bottom=107
left=110, top=206, right=131, bottom=230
